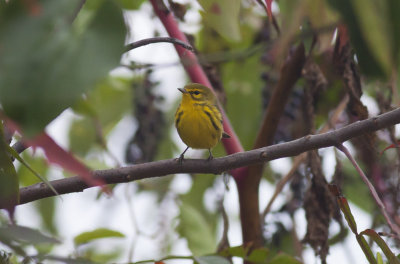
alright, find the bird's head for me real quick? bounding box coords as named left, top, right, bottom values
left=178, top=83, right=217, bottom=105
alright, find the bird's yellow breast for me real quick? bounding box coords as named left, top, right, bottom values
left=175, top=102, right=222, bottom=149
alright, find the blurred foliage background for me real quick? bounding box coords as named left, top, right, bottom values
left=1, top=0, right=400, bottom=263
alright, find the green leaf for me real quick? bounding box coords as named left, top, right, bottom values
left=179, top=174, right=218, bottom=249
left=81, top=76, right=133, bottom=129
left=196, top=12, right=259, bottom=53
left=180, top=174, right=216, bottom=222
left=116, top=0, right=146, bottom=10
left=269, top=254, right=302, bottom=264
left=0, top=124, right=18, bottom=216
left=0, top=0, right=126, bottom=136
left=376, top=252, right=383, bottom=264
left=247, top=248, right=269, bottom=263
left=222, top=55, right=264, bottom=150
left=351, top=0, right=392, bottom=75
left=15, top=152, right=57, bottom=236
left=342, top=161, right=374, bottom=212
left=194, top=255, right=230, bottom=264
left=219, top=245, right=248, bottom=258
left=337, top=196, right=358, bottom=234
left=69, top=118, right=97, bottom=156
left=0, top=225, right=59, bottom=245
left=356, top=234, right=377, bottom=264
left=388, top=0, right=400, bottom=60
left=326, top=0, right=390, bottom=78
left=0, top=229, right=26, bottom=256
left=74, top=228, right=125, bottom=246
left=70, top=76, right=133, bottom=156
left=81, top=247, right=123, bottom=263
left=36, top=197, right=57, bottom=235
left=305, top=0, right=338, bottom=29
left=197, top=0, right=241, bottom=42
left=7, top=145, right=58, bottom=197
left=0, top=250, right=11, bottom=264
left=17, top=153, right=48, bottom=186
left=360, top=229, right=400, bottom=264
left=177, top=203, right=216, bottom=255
left=333, top=187, right=377, bottom=264
left=43, top=255, right=96, bottom=264
left=218, top=245, right=273, bottom=263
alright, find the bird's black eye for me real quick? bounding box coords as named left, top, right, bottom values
left=193, top=90, right=200, bottom=95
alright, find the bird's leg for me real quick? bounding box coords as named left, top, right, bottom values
left=207, top=149, right=213, bottom=161
left=178, top=146, right=189, bottom=163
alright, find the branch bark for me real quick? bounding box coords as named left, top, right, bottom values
left=239, top=42, right=306, bottom=249
left=9, top=107, right=400, bottom=208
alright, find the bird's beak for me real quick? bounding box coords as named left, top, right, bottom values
left=178, top=88, right=188, bottom=93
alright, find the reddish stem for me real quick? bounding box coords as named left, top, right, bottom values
left=149, top=0, right=246, bottom=180
left=264, top=0, right=273, bottom=21
left=337, top=143, right=400, bottom=235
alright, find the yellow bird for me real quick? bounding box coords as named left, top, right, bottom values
left=175, top=83, right=230, bottom=161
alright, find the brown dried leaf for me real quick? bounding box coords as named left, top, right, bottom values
left=125, top=71, right=165, bottom=163
left=168, top=0, right=188, bottom=21
left=303, top=151, right=336, bottom=262
left=333, top=28, right=377, bottom=174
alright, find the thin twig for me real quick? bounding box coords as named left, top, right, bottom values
left=217, top=198, right=230, bottom=253
left=336, top=143, right=400, bottom=236
left=254, top=0, right=280, bottom=35
left=131, top=255, right=193, bottom=264
left=93, top=117, right=121, bottom=167
left=11, top=141, right=27, bottom=154
left=378, top=232, right=400, bottom=240
left=261, top=94, right=349, bottom=220
left=124, top=184, right=138, bottom=262
left=261, top=153, right=306, bottom=220
left=125, top=37, right=193, bottom=52
left=291, top=214, right=304, bottom=261
left=7, top=107, right=400, bottom=207
left=123, top=45, right=265, bottom=70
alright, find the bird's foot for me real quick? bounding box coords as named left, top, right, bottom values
left=177, top=154, right=185, bottom=164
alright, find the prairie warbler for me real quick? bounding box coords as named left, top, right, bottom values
left=175, top=83, right=229, bottom=161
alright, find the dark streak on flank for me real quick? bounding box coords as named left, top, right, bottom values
left=203, top=110, right=220, bottom=132
left=207, top=105, right=223, bottom=125
left=175, top=110, right=183, bottom=127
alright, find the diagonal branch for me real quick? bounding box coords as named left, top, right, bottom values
left=239, top=42, right=305, bottom=248
left=261, top=94, right=349, bottom=220
left=337, top=143, right=400, bottom=236
left=8, top=107, right=400, bottom=208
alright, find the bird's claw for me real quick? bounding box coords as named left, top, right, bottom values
left=177, top=154, right=185, bottom=164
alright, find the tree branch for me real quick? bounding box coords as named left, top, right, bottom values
left=261, top=94, right=349, bottom=220
left=125, top=37, right=194, bottom=52
left=8, top=107, right=400, bottom=208
left=239, top=42, right=305, bottom=248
